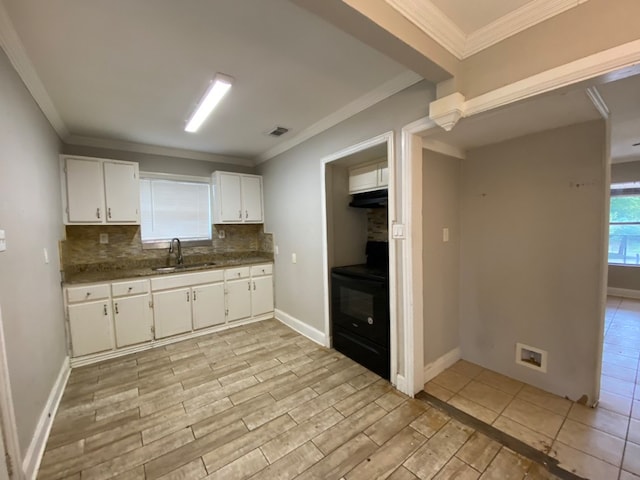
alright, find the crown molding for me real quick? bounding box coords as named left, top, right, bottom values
left=64, top=135, right=255, bottom=166
left=254, top=70, right=423, bottom=164
left=385, top=0, right=466, bottom=59
left=465, top=0, right=589, bottom=57
left=0, top=0, right=68, bottom=138
left=385, top=0, right=589, bottom=60
left=585, top=86, right=609, bottom=119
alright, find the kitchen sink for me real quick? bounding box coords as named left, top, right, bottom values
left=151, top=262, right=216, bottom=273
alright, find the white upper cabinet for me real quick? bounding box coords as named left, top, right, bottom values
left=103, top=162, right=139, bottom=222
left=348, top=159, right=388, bottom=194
left=211, top=172, right=264, bottom=224
left=62, top=155, right=140, bottom=225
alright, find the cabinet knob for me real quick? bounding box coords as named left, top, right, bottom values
left=238, top=210, right=242, bottom=219
left=103, top=304, right=108, bottom=315
left=96, top=208, right=101, bottom=219
left=115, top=303, right=119, bottom=314
left=186, top=291, right=190, bottom=302
left=247, top=281, right=251, bottom=291
left=128, top=287, right=133, bottom=292
left=245, top=210, right=248, bottom=219
left=193, top=290, right=197, bottom=301
left=108, top=207, right=112, bottom=219
left=253, top=281, right=256, bottom=290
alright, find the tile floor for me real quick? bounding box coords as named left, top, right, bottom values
left=38, top=319, right=559, bottom=480
left=424, top=296, right=640, bottom=480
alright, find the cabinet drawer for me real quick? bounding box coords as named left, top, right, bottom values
left=250, top=264, right=273, bottom=277
left=112, top=279, right=150, bottom=297
left=151, top=269, right=224, bottom=291
left=225, top=267, right=250, bottom=280
left=67, top=284, right=110, bottom=303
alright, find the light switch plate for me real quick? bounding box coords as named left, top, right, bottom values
left=99, top=233, right=109, bottom=244
left=292, top=253, right=297, bottom=264
left=0, top=229, right=5, bottom=252
left=392, top=224, right=405, bottom=239
left=443, top=227, right=449, bottom=242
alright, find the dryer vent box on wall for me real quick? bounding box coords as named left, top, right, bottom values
left=516, top=343, right=548, bottom=373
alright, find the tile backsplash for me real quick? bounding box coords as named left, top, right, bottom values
left=367, top=207, right=388, bottom=241
left=61, top=224, right=273, bottom=270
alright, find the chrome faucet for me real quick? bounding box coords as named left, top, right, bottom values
left=169, top=238, right=183, bottom=265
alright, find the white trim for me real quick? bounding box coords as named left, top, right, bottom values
left=65, top=135, right=254, bottom=167
left=394, top=374, right=408, bottom=393
left=0, top=306, right=23, bottom=480
left=385, top=0, right=466, bottom=59
left=607, top=287, right=640, bottom=300
left=465, top=0, right=589, bottom=57
left=255, top=72, right=422, bottom=164
left=399, top=116, right=438, bottom=395
left=23, top=357, right=70, bottom=480
left=423, top=347, right=461, bottom=384
left=70, top=315, right=272, bottom=368
left=385, top=0, right=588, bottom=60
left=464, top=38, right=640, bottom=118
left=586, top=87, right=610, bottom=119
left=318, top=132, right=395, bottom=377
left=0, top=2, right=68, bottom=138
left=275, top=309, right=326, bottom=347
left=422, top=139, right=466, bottom=160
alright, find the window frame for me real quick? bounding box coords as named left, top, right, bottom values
left=608, top=183, right=640, bottom=266
left=139, top=172, right=212, bottom=250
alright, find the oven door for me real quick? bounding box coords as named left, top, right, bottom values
left=331, top=271, right=389, bottom=347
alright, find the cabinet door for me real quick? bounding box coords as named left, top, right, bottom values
left=378, top=163, right=389, bottom=187
left=192, top=283, right=226, bottom=330
left=241, top=176, right=263, bottom=223
left=348, top=163, right=379, bottom=193
left=219, top=173, right=243, bottom=222
left=226, top=279, right=251, bottom=322
left=104, top=162, right=139, bottom=223
left=152, top=288, right=192, bottom=339
left=65, top=158, right=105, bottom=222
left=251, top=276, right=274, bottom=316
left=68, top=301, right=113, bottom=356
left=113, top=294, right=153, bottom=347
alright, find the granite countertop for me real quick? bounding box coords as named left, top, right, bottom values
left=63, top=254, right=274, bottom=285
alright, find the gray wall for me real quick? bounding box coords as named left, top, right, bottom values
left=62, top=145, right=255, bottom=177
left=609, top=161, right=640, bottom=290
left=460, top=120, right=606, bottom=402
left=423, top=150, right=461, bottom=365
left=0, top=49, right=67, bottom=454
left=258, top=80, right=435, bottom=334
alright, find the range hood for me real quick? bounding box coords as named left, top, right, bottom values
left=349, top=189, right=388, bottom=208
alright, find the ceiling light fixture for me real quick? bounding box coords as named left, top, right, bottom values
left=185, top=73, right=233, bottom=133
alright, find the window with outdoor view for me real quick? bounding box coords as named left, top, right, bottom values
left=609, top=182, right=640, bottom=265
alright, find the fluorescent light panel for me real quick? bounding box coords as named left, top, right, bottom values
left=185, top=73, right=233, bottom=133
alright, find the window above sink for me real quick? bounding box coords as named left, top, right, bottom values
left=140, top=173, right=212, bottom=248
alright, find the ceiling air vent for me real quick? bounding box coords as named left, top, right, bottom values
left=268, top=126, right=289, bottom=137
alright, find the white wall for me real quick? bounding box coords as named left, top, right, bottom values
left=0, top=48, right=67, bottom=454
left=258, top=81, right=435, bottom=335
left=460, top=120, right=606, bottom=402
left=423, top=149, right=461, bottom=365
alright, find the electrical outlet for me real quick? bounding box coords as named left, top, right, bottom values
left=292, top=253, right=297, bottom=264
left=43, top=248, right=49, bottom=264
left=99, top=233, right=109, bottom=244
left=443, top=227, right=449, bottom=242
left=218, top=230, right=226, bottom=239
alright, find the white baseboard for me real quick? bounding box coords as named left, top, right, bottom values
left=423, top=347, right=461, bottom=384
left=394, top=374, right=412, bottom=397
left=607, top=287, right=640, bottom=299
left=275, top=309, right=327, bottom=347
left=23, top=356, right=70, bottom=480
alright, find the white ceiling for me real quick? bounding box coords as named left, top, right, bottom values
left=1, top=0, right=416, bottom=162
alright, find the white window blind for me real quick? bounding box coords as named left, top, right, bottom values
left=140, top=177, right=211, bottom=243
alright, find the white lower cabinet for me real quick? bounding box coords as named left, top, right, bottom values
left=65, top=262, right=273, bottom=361
left=152, top=288, right=192, bottom=339
left=68, top=300, right=113, bottom=356
left=192, top=283, right=226, bottom=330
left=226, top=278, right=251, bottom=321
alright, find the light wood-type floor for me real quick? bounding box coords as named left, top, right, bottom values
left=38, top=319, right=558, bottom=479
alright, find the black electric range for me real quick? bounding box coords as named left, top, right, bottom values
left=330, top=241, right=390, bottom=379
